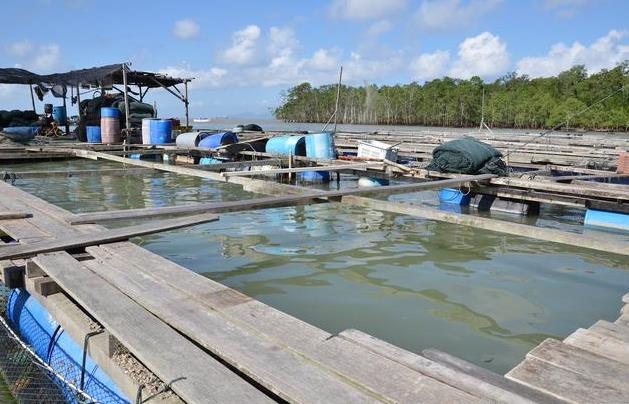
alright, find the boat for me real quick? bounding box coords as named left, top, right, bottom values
left=193, top=118, right=211, bottom=123
left=0, top=126, right=39, bottom=143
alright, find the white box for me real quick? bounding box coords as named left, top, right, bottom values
left=357, top=140, right=399, bottom=161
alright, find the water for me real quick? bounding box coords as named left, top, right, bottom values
left=5, top=159, right=629, bottom=374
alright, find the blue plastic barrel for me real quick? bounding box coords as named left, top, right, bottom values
left=198, top=132, right=238, bottom=149
left=100, top=107, right=120, bottom=118
left=52, top=106, right=66, bottom=125
left=6, top=288, right=128, bottom=403
left=439, top=188, right=472, bottom=205
left=86, top=126, right=101, bottom=143
left=265, top=135, right=306, bottom=156
left=301, top=132, right=336, bottom=182
left=149, top=119, right=172, bottom=144
left=584, top=209, right=629, bottom=233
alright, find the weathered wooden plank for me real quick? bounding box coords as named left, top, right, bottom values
left=590, top=320, right=629, bottom=344
left=33, top=251, right=271, bottom=404
left=525, top=338, right=629, bottom=393
left=7, top=167, right=155, bottom=178
left=564, top=328, right=629, bottom=365
left=338, top=329, right=555, bottom=403
left=0, top=211, right=32, bottom=220
left=342, top=195, right=629, bottom=256
left=0, top=213, right=219, bottom=261
left=32, top=276, right=62, bottom=296
left=506, top=357, right=628, bottom=403
left=81, top=248, right=382, bottom=403
left=88, top=242, right=478, bottom=403
left=422, top=349, right=566, bottom=404
left=220, top=162, right=383, bottom=177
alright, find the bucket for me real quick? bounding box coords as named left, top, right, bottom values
left=149, top=119, right=172, bottom=144
left=6, top=288, right=128, bottom=403
left=86, top=126, right=101, bottom=143
left=142, top=118, right=158, bottom=144
left=198, top=132, right=238, bottom=149
left=52, top=106, right=66, bottom=125
left=265, top=135, right=306, bottom=156
left=100, top=108, right=121, bottom=143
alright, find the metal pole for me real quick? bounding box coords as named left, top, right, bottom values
left=333, top=66, right=343, bottom=133
left=29, top=84, right=36, bottom=113
left=122, top=63, right=131, bottom=132
left=184, top=80, right=190, bottom=128
left=62, top=94, right=69, bottom=135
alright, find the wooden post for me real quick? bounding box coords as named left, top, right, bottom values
left=184, top=80, right=190, bottom=127
left=62, top=94, right=69, bottom=136
left=76, top=83, right=81, bottom=127
left=29, top=84, right=36, bottom=113
left=288, top=152, right=293, bottom=183
left=333, top=66, right=343, bottom=133
left=122, top=63, right=131, bottom=133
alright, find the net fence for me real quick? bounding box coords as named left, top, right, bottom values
left=0, top=284, right=121, bottom=403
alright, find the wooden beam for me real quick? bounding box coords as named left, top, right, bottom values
left=33, top=252, right=272, bottom=403
left=0, top=212, right=32, bottom=220
left=342, top=196, right=629, bottom=256
left=0, top=213, right=219, bottom=261
left=220, top=163, right=383, bottom=177
left=5, top=168, right=155, bottom=179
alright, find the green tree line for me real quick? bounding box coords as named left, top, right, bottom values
left=274, top=62, right=629, bottom=130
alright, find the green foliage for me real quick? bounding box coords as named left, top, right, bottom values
left=274, top=62, right=629, bottom=130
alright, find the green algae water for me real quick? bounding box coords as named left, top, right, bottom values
left=6, top=159, right=629, bottom=374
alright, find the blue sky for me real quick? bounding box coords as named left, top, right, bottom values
left=0, top=0, right=627, bottom=118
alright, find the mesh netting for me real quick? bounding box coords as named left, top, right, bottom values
left=0, top=284, right=123, bottom=403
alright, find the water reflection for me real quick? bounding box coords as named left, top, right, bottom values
left=9, top=160, right=629, bottom=374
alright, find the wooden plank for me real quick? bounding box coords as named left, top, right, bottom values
left=422, top=349, right=566, bottom=404
left=8, top=167, right=155, bottom=178
left=0, top=211, right=32, bottom=220
left=338, top=329, right=555, bottom=403
left=506, top=357, right=628, bottom=403
left=33, top=251, right=271, bottom=403
left=525, top=338, right=629, bottom=393
left=0, top=213, right=219, bottom=261
left=87, top=242, right=478, bottom=403
left=220, top=162, right=383, bottom=177
left=32, top=276, right=62, bottom=296
left=342, top=196, right=629, bottom=256
left=589, top=320, right=629, bottom=344
left=550, top=173, right=629, bottom=182
left=564, top=328, right=629, bottom=365
left=81, top=248, right=382, bottom=403
left=490, top=177, right=629, bottom=201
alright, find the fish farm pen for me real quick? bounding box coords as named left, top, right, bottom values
left=0, top=123, right=627, bottom=404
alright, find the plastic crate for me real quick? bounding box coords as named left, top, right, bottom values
left=357, top=140, right=399, bottom=161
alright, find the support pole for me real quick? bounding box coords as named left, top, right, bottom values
left=184, top=80, right=190, bottom=128
left=29, top=84, right=36, bottom=113
left=62, top=94, right=69, bottom=136
left=333, top=66, right=343, bottom=133
left=122, top=63, right=131, bottom=133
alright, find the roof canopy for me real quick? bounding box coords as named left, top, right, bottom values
left=0, top=63, right=190, bottom=88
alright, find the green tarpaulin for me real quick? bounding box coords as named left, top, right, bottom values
left=427, top=137, right=508, bottom=176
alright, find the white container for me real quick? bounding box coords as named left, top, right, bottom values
left=142, top=118, right=158, bottom=144
left=357, top=140, right=398, bottom=161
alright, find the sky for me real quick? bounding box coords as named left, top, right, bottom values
left=0, top=0, right=628, bottom=118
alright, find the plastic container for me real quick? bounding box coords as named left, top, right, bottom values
left=358, top=177, right=390, bottom=187
left=265, top=135, right=306, bottom=156
left=149, top=119, right=172, bottom=144
left=584, top=209, right=629, bottom=233
left=100, top=108, right=121, bottom=143
left=176, top=132, right=202, bottom=148
left=6, top=288, right=128, bottom=403
left=198, top=132, right=238, bottom=149
left=52, top=106, right=66, bottom=125
left=357, top=139, right=398, bottom=161
left=86, top=126, right=101, bottom=143
left=302, top=132, right=336, bottom=182
left=142, top=118, right=158, bottom=144
left=439, top=188, right=472, bottom=205
left=199, top=157, right=224, bottom=165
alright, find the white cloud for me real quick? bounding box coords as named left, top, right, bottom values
left=31, top=44, right=61, bottom=72
left=309, top=49, right=339, bottom=70
left=415, top=0, right=502, bottom=31
left=517, top=30, right=629, bottom=77
left=449, top=32, right=509, bottom=78
left=366, top=20, right=393, bottom=37
left=343, top=51, right=404, bottom=83
left=410, top=50, right=450, bottom=81
left=6, top=40, right=32, bottom=57
left=222, top=25, right=261, bottom=65
left=329, top=0, right=407, bottom=20
left=173, top=19, right=200, bottom=39
left=160, top=65, right=227, bottom=89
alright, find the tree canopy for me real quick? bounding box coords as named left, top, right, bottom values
left=274, top=62, right=629, bottom=131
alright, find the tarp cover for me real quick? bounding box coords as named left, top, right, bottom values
left=0, top=64, right=188, bottom=88
left=426, top=137, right=508, bottom=176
